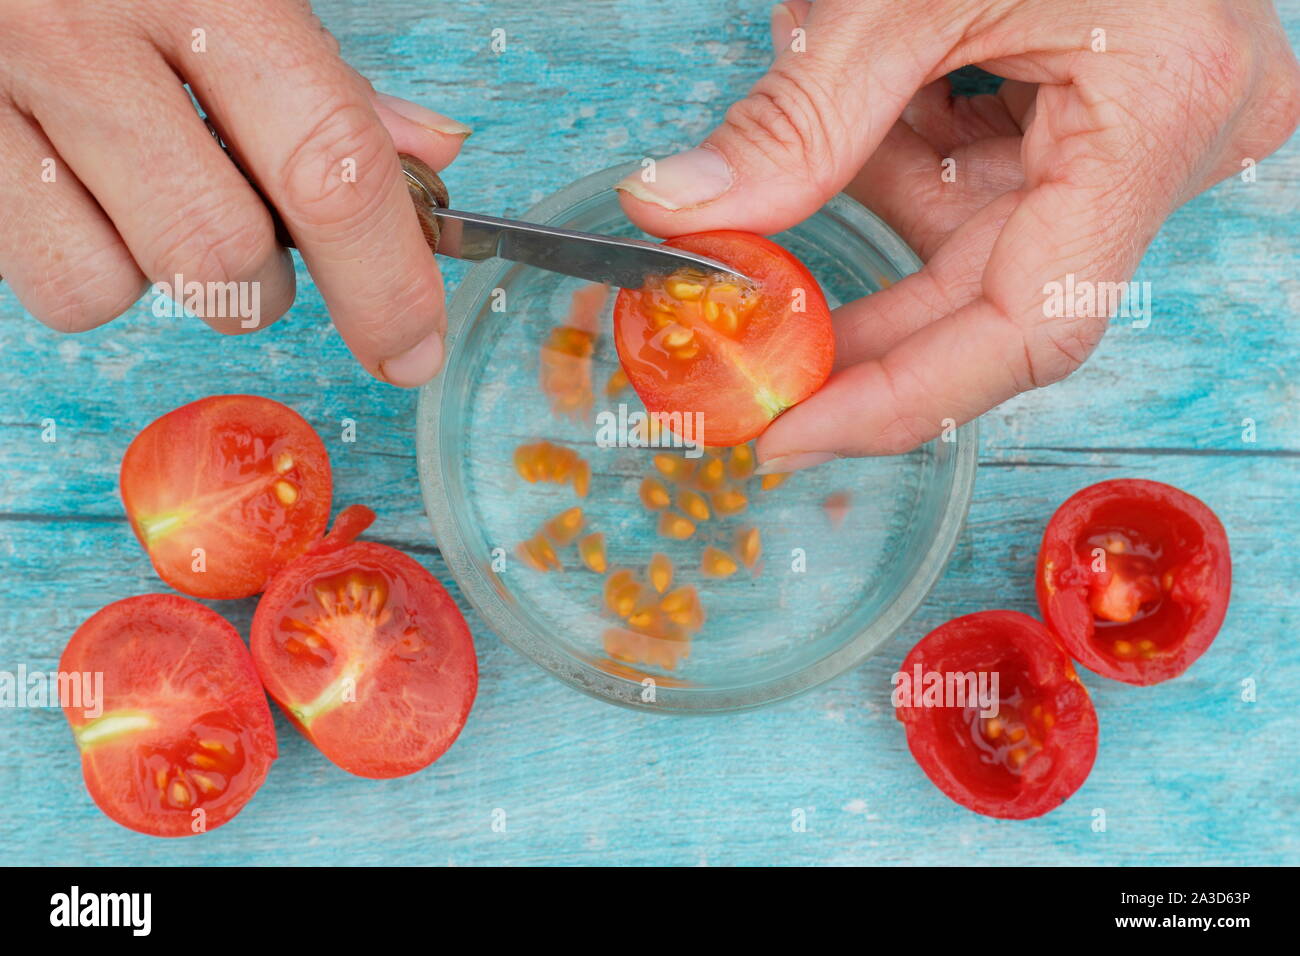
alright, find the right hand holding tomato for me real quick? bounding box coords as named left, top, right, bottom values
left=618, top=0, right=1300, bottom=470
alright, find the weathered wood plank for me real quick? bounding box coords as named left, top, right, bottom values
left=0, top=0, right=1296, bottom=865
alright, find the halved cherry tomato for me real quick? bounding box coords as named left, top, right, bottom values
left=1036, top=479, right=1231, bottom=685
left=895, top=610, right=1098, bottom=819
left=60, top=594, right=277, bottom=837
left=613, top=231, right=834, bottom=446
left=250, top=506, right=477, bottom=779
left=120, top=395, right=332, bottom=600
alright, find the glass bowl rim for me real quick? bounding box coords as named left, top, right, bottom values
left=416, top=162, right=977, bottom=715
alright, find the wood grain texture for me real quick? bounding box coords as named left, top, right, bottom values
left=1, top=0, right=1298, bottom=865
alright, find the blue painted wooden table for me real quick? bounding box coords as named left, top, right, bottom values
left=2, top=0, right=1298, bottom=866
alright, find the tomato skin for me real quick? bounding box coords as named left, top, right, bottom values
left=120, top=395, right=332, bottom=600
left=613, top=231, right=834, bottom=446
left=895, top=610, right=1098, bottom=820
left=250, top=524, right=477, bottom=779
left=60, top=594, right=277, bottom=838
left=1036, top=479, right=1231, bottom=685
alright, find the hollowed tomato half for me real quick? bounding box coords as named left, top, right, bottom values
left=1036, top=479, right=1230, bottom=685
left=120, top=394, right=332, bottom=599
left=895, top=610, right=1098, bottom=819
left=60, top=594, right=277, bottom=837
left=250, top=506, right=477, bottom=778
left=613, top=231, right=834, bottom=446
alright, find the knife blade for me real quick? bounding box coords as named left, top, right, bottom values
left=427, top=206, right=752, bottom=289
left=397, top=162, right=750, bottom=288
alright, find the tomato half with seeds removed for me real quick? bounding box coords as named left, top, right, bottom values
left=895, top=611, right=1098, bottom=819
left=1036, top=479, right=1230, bottom=685
left=60, top=594, right=277, bottom=837
left=120, top=395, right=332, bottom=600
left=250, top=506, right=477, bottom=778
left=613, top=231, right=834, bottom=446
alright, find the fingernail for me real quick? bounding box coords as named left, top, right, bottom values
left=614, top=146, right=734, bottom=211
left=379, top=330, right=444, bottom=387
left=375, top=93, right=473, bottom=137
left=770, top=3, right=796, bottom=52
left=755, top=451, right=836, bottom=475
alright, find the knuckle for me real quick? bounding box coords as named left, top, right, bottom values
left=1017, top=307, right=1102, bottom=391
left=341, top=266, right=441, bottom=355
left=1257, top=61, right=1300, bottom=150
left=980, top=290, right=1092, bottom=394
left=874, top=361, right=941, bottom=455
left=23, top=245, right=141, bottom=333
left=1178, top=21, right=1256, bottom=111
left=3, top=1, right=98, bottom=76
left=724, top=67, right=843, bottom=181
left=146, top=192, right=277, bottom=285
left=1026, top=322, right=1097, bottom=389
left=278, top=101, right=396, bottom=235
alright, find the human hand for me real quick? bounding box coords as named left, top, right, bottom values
left=0, top=0, right=470, bottom=386
left=617, top=0, right=1300, bottom=470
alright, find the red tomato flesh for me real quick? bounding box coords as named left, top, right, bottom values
left=250, top=506, right=478, bottom=778
left=613, top=231, right=834, bottom=446
left=895, top=610, right=1098, bottom=819
left=60, top=594, right=277, bottom=837
left=120, top=395, right=332, bottom=600
left=1036, top=479, right=1231, bottom=685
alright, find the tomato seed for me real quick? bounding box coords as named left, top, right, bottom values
left=639, top=477, right=670, bottom=511
left=657, top=512, right=696, bottom=540
left=578, top=533, right=607, bottom=573
left=728, top=445, right=756, bottom=480
left=648, top=553, right=673, bottom=594
left=710, top=489, right=748, bottom=516
left=700, top=546, right=738, bottom=578
left=735, top=526, right=761, bottom=569
left=676, top=489, right=710, bottom=522
left=273, top=480, right=299, bottom=505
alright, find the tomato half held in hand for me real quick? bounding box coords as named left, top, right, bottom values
left=60, top=594, right=277, bottom=837
left=120, top=395, right=332, bottom=599
left=895, top=610, right=1098, bottom=820
left=1036, top=479, right=1231, bottom=685
left=250, top=506, right=477, bottom=778
left=613, top=231, right=834, bottom=446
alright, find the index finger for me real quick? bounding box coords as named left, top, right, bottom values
left=163, top=7, right=468, bottom=385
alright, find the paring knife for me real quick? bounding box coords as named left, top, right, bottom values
left=203, top=121, right=750, bottom=289
left=401, top=155, right=751, bottom=288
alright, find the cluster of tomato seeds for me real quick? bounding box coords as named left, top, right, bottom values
left=638, top=269, right=762, bottom=365
left=539, top=284, right=608, bottom=420
left=514, top=279, right=812, bottom=673
left=516, top=506, right=588, bottom=573
left=646, top=448, right=755, bottom=542
left=600, top=557, right=706, bottom=671
left=513, top=441, right=591, bottom=497
left=971, top=699, right=1054, bottom=774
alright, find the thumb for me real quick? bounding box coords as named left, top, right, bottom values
left=617, top=1, right=946, bottom=236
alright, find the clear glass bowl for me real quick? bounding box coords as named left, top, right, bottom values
left=417, top=163, right=975, bottom=714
